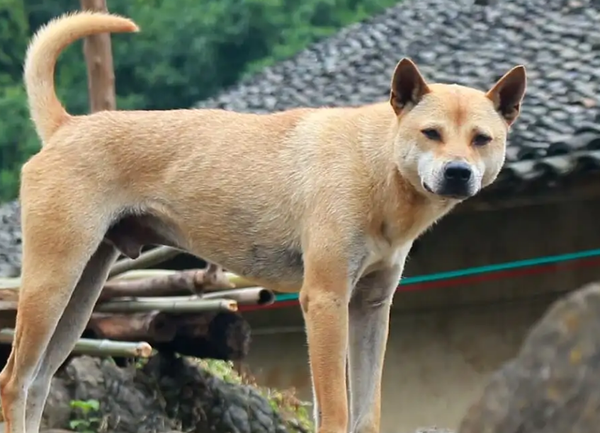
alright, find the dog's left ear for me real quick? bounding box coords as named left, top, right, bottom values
left=390, top=58, right=431, bottom=116
left=486, top=65, right=527, bottom=126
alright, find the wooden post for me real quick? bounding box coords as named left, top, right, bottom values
left=79, top=0, right=116, bottom=112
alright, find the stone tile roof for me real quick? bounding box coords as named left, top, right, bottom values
left=0, top=201, right=21, bottom=278
left=197, top=0, right=600, bottom=194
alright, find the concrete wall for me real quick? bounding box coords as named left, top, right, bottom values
left=239, top=197, right=600, bottom=432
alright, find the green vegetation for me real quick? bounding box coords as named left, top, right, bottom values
left=198, top=359, right=313, bottom=432
left=0, top=0, right=400, bottom=202
left=69, top=399, right=102, bottom=433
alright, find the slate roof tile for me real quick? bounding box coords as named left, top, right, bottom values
left=196, top=0, right=600, bottom=190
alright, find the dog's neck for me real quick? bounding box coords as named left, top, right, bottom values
left=374, top=162, right=458, bottom=247
left=350, top=102, right=459, bottom=244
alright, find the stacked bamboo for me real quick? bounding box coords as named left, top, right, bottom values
left=0, top=247, right=275, bottom=361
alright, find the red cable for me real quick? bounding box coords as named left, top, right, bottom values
left=238, top=256, right=600, bottom=312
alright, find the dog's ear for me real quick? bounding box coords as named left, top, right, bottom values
left=390, top=58, right=431, bottom=116
left=486, top=65, right=527, bottom=126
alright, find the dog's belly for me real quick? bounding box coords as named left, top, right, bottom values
left=105, top=212, right=305, bottom=291
left=104, top=212, right=182, bottom=259
left=197, top=243, right=305, bottom=292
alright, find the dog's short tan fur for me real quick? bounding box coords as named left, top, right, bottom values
left=0, top=11, right=526, bottom=433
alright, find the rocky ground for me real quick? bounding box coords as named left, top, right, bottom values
left=459, top=282, right=600, bottom=433
left=0, top=352, right=454, bottom=433
left=9, top=354, right=312, bottom=433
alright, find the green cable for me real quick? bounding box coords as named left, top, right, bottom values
left=274, top=247, right=600, bottom=303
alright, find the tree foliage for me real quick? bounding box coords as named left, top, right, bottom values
left=0, top=0, right=399, bottom=201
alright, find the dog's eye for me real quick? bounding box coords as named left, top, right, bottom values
left=421, top=128, right=442, bottom=141
left=473, top=134, right=492, bottom=146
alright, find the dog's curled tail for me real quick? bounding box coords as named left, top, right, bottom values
left=24, top=11, right=139, bottom=144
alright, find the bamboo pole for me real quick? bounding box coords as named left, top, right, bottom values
left=99, top=268, right=234, bottom=300
left=203, top=287, right=275, bottom=306
left=0, top=279, right=20, bottom=290
left=109, top=269, right=257, bottom=289
left=0, top=269, right=258, bottom=291
left=95, top=297, right=237, bottom=313
left=0, top=329, right=153, bottom=358
left=108, top=247, right=183, bottom=279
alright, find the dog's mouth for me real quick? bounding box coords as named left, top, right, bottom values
left=422, top=182, right=470, bottom=200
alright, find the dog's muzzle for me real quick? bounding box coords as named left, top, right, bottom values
left=425, top=161, right=475, bottom=199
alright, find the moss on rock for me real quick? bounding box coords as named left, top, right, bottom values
left=197, top=359, right=313, bottom=433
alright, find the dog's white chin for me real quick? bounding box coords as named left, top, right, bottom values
left=421, top=181, right=477, bottom=201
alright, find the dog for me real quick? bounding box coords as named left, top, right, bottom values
left=0, top=10, right=526, bottom=433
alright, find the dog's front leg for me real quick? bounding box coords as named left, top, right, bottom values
left=299, top=235, right=367, bottom=433
left=347, top=256, right=407, bottom=433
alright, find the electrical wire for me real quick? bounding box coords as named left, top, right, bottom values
left=239, top=247, right=600, bottom=312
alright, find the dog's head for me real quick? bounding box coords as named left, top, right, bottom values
left=389, top=58, right=527, bottom=201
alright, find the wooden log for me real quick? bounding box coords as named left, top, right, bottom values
left=100, top=275, right=273, bottom=305
left=0, top=269, right=259, bottom=291
left=88, top=312, right=176, bottom=342
left=0, top=309, right=250, bottom=365
left=80, top=0, right=117, bottom=113
left=0, top=290, right=18, bottom=330
left=99, top=268, right=234, bottom=301
left=0, top=288, right=238, bottom=315
left=87, top=311, right=252, bottom=361
left=0, top=289, right=18, bottom=303
left=153, top=311, right=252, bottom=360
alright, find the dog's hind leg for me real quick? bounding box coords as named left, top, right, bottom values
left=0, top=182, right=113, bottom=433
left=347, top=263, right=404, bottom=433
left=24, top=241, right=119, bottom=432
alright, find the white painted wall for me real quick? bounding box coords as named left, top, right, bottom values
left=242, top=296, right=554, bottom=432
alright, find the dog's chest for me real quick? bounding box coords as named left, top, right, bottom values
left=384, top=198, right=455, bottom=245
left=362, top=234, right=410, bottom=275
left=359, top=202, right=452, bottom=273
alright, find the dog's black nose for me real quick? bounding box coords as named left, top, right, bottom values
left=439, top=161, right=473, bottom=198
left=443, top=161, right=472, bottom=183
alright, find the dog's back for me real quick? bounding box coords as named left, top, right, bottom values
left=33, top=104, right=386, bottom=293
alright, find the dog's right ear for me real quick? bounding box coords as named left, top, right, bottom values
left=485, top=65, right=527, bottom=127
left=390, top=58, right=431, bottom=116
